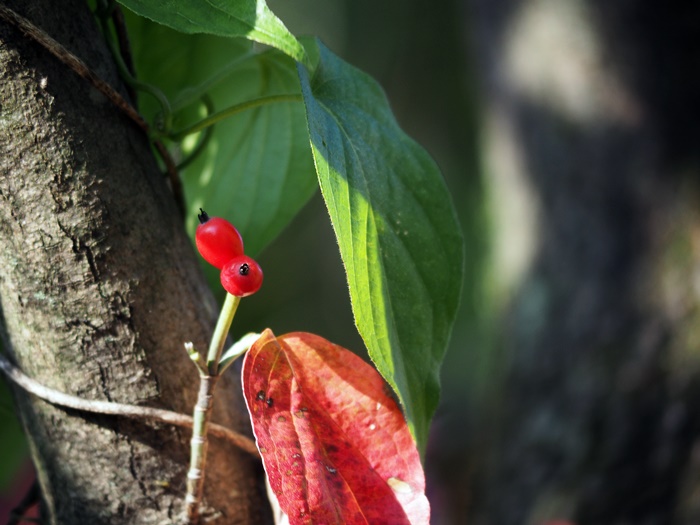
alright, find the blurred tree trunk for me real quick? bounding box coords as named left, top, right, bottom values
left=0, top=1, right=267, bottom=523
left=471, top=0, right=700, bottom=523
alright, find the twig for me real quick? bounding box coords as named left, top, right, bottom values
left=186, top=293, right=241, bottom=523
left=185, top=375, right=219, bottom=521
left=0, top=352, right=259, bottom=458
left=0, top=4, right=185, bottom=217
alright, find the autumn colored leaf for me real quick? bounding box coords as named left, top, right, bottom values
left=242, top=329, right=430, bottom=525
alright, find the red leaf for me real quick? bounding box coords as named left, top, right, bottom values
left=242, top=329, right=430, bottom=525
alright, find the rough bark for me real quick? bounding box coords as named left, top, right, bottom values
left=470, top=0, right=700, bottom=523
left=0, top=1, right=267, bottom=523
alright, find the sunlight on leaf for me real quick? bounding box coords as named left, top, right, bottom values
left=117, top=0, right=306, bottom=64
left=297, top=40, right=464, bottom=451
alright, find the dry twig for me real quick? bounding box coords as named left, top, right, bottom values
left=0, top=352, right=260, bottom=458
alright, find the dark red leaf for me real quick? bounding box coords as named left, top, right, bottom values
left=242, top=329, right=430, bottom=524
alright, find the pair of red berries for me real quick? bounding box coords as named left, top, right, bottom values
left=195, top=209, right=263, bottom=297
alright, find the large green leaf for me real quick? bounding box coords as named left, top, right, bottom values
left=117, top=0, right=306, bottom=64
left=298, top=41, right=464, bottom=451
left=126, top=16, right=317, bottom=258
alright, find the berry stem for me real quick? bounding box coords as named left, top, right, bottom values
left=206, top=292, right=241, bottom=376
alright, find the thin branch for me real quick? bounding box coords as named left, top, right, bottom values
left=186, top=375, right=219, bottom=523
left=0, top=352, right=260, bottom=458
left=187, top=293, right=241, bottom=523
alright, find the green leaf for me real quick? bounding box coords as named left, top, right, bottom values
left=116, top=0, right=307, bottom=64
left=126, top=16, right=317, bottom=258
left=297, top=40, right=464, bottom=451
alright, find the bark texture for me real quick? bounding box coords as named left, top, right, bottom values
left=0, top=1, right=267, bottom=523
left=471, top=0, right=700, bottom=523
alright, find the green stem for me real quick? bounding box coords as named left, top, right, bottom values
left=206, top=293, right=240, bottom=376
left=176, top=95, right=215, bottom=172
left=169, top=94, right=302, bottom=141
left=96, top=2, right=172, bottom=132
left=111, top=42, right=172, bottom=132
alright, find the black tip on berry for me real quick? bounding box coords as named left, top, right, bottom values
left=197, top=208, right=210, bottom=224
left=239, top=263, right=250, bottom=276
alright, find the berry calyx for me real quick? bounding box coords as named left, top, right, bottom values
left=195, top=209, right=244, bottom=269
left=220, top=255, right=263, bottom=297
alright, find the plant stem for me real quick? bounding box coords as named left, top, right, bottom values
left=185, top=293, right=241, bottom=523
left=96, top=1, right=173, bottom=131
left=176, top=95, right=215, bottom=172
left=185, top=374, right=218, bottom=523
left=206, top=293, right=240, bottom=376
left=169, top=94, right=302, bottom=141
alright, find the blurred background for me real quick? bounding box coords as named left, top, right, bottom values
left=3, top=0, right=700, bottom=523
left=249, top=0, right=700, bottom=523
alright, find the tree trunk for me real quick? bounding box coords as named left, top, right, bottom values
left=471, top=0, right=700, bottom=523
left=0, top=1, right=267, bottom=523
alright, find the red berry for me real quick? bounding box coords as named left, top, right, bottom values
left=220, top=255, right=263, bottom=297
left=195, top=209, right=244, bottom=269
